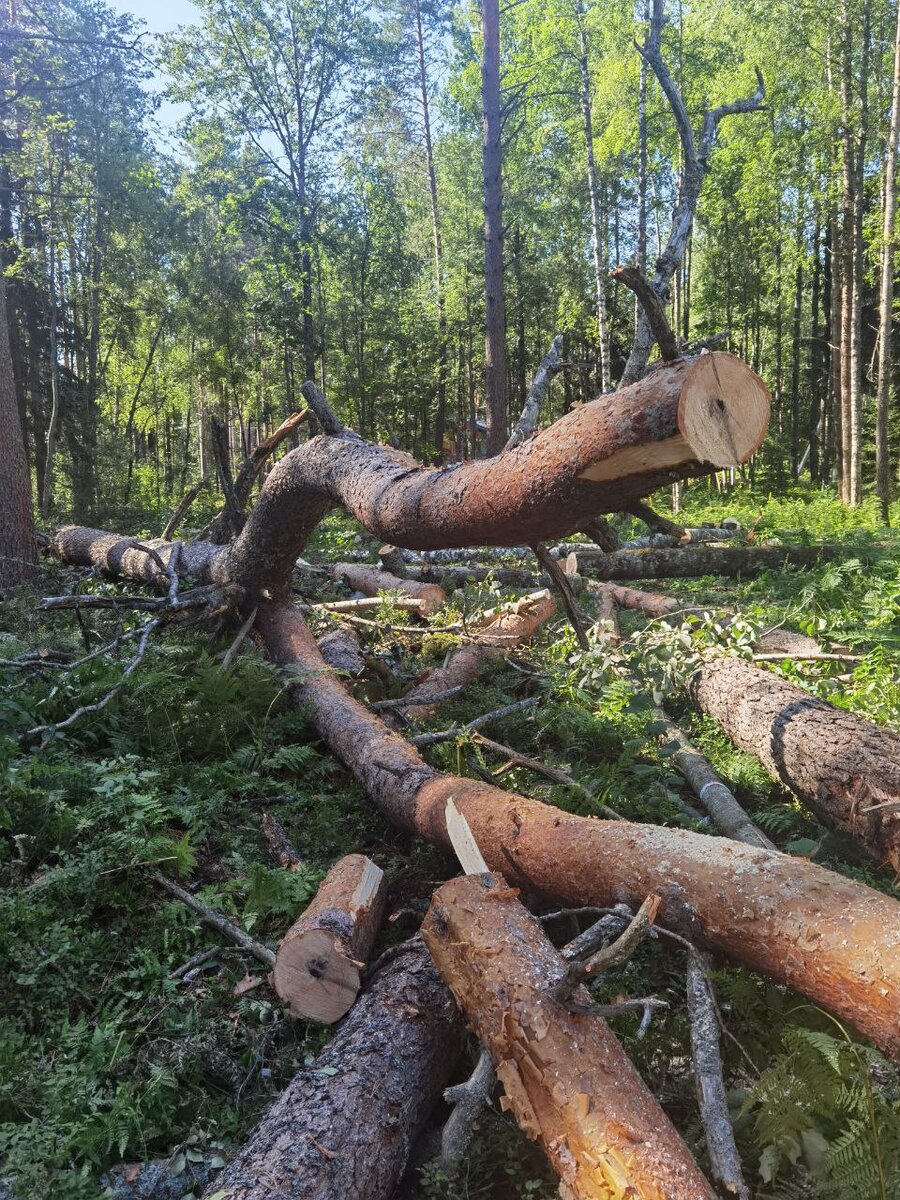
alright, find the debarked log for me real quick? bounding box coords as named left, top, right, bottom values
left=202, top=938, right=463, bottom=1200
left=329, top=562, right=447, bottom=616
left=689, top=657, right=900, bottom=870
left=257, top=601, right=900, bottom=1061
left=422, top=872, right=717, bottom=1200
left=271, top=853, right=386, bottom=1022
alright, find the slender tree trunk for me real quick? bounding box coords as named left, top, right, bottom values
left=578, top=8, right=611, bottom=392
left=413, top=0, right=449, bottom=460
left=876, top=0, right=900, bottom=522
left=790, top=240, right=803, bottom=479
left=0, top=274, right=37, bottom=587
left=848, top=0, right=872, bottom=506
left=481, top=0, right=509, bottom=453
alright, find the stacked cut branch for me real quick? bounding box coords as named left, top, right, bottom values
left=329, top=562, right=447, bottom=616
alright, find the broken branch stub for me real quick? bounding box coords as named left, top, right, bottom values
left=423, top=873, right=717, bottom=1199
left=271, top=854, right=386, bottom=1022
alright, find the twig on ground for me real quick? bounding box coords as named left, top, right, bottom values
left=152, top=871, right=276, bottom=969
left=410, top=696, right=540, bottom=748
left=552, top=893, right=661, bottom=1002
left=369, top=685, right=465, bottom=712
left=440, top=1048, right=496, bottom=1170
left=305, top=596, right=425, bottom=614
left=686, top=948, right=750, bottom=1199
left=470, top=730, right=622, bottom=819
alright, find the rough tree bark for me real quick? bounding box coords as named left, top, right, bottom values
left=329, top=562, right=447, bottom=616
left=423, top=872, right=717, bottom=1199
left=690, top=658, right=900, bottom=870
left=0, top=274, right=38, bottom=588
left=271, top=853, right=386, bottom=1022
left=402, top=589, right=556, bottom=721
left=202, top=939, right=462, bottom=1200
left=256, top=600, right=900, bottom=1060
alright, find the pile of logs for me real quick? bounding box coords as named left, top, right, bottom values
left=29, top=348, right=900, bottom=1200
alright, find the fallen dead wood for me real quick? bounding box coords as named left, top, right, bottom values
left=329, top=562, right=446, bottom=616
left=316, top=624, right=366, bottom=677
left=201, top=938, right=463, bottom=1200
left=153, top=871, right=276, bottom=969
left=401, top=543, right=852, bottom=589
left=271, top=853, right=386, bottom=1022
left=422, top=872, right=717, bottom=1199
left=261, top=812, right=303, bottom=870
left=257, top=600, right=900, bottom=1061
left=690, top=657, right=900, bottom=870
left=401, top=589, right=556, bottom=721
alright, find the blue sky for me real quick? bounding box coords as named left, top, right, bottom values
left=108, top=0, right=200, bottom=139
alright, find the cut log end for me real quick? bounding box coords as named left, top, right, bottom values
left=678, top=352, right=770, bottom=467
left=271, top=927, right=361, bottom=1022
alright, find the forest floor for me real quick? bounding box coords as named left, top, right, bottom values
left=1, top=485, right=899, bottom=1200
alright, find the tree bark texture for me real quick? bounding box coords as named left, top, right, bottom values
left=202, top=939, right=463, bottom=1200
left=329, top=562, right=446, bottom=616
left=256, top=600, right=900, bottom=1061
left=271, top=854, right=386, bottom=1022
left=422, top=872, right=718, bottom=1200
left=0, top=274, right=38, bottom=588
left=217, top=352, right=769, bottom=598
left=689, top=658, right=900, bottom=870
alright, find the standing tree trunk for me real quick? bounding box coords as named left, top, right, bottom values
left=876, top=0, right=900, bottom=522
left=577, top=5, right=611, bottom=393
left=413, top=0, right=449, bottom=460
left=0, top=274, right=38, bottom=588
left=481, top=0, right=509, bottom=453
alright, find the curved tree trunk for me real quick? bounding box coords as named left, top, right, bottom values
left=423, top=872, right=717, bottom=1200
left=216, top=352, right=769, bottom=598
left=256, top=600, right=900, bottom=1061
left=689, top=657, right=900, bottom=870
left=203, top=939, right=462, bottom=1200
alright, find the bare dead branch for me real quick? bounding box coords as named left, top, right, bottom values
left=153, top=871, right=276, bottom=969
left=161, top=474, right=210, bottom=541
left=505, top=334, right=566, bottom=450
left=530, top=543, right=589, bottom=650
left=220, top=606, right=259, bottom=672
left=410, top=696, right=540, bottom=748
left=612, top=264, right=680, bottom=361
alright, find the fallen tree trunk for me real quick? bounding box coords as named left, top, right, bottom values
left=423, top=872, right=717, bottom=1200
left=271, top=853, right=386, bottom=1022
left=215, top=352, right=769, bottom=597
left=402, top=590, right=556, bottom=722
left=401, top=544, right=851, bottom=589
left=330, top=562, right=447, bottom=616
left=689, top=658, right=900, bottom=870
left=257, top=601, right=900, bottom=1061
left=203, top=938, right=463, bottom=1200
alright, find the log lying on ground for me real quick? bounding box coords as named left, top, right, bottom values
left=330, top=562, right=447, bottom=616
left=422, top=872, right=717, bottom=1200
left=401, top=544, right=852, bottom=590
left=257, top=601, right=900, bottom=1060
left=690, top=658, right=900, bottom=870
left=271, top=853, right=386, bottom=1021
left=203, top=939, right=463, bottom=1200
left=402, top=590, right=556, bottom=722
left=215, top=352, right=770, bottom=596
